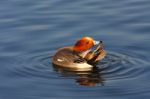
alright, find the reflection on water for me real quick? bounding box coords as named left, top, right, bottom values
left=53, top=65, right=104, bottom=86
left=52, top=51, right=148, bottom=87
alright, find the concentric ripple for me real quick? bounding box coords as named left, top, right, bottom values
left=6, top=51, right=58, bottom=79
left=7, top=50, right=149, bottom=87
left=10, top=51, right=148, bottom=80
left=98, top=51, right=149, bottom=80
left=3, top=49, right=150, bottom=97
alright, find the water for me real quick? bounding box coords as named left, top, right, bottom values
left=0, top=0, right=150, bottom=99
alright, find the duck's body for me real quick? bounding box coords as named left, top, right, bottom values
left=52, top=37, right=106, bottom=71
left=52, top=47, right=93, bottom=71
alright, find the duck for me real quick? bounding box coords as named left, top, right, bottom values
left=52, top=36, right=106, bottom=71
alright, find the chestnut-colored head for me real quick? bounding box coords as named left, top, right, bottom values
left=74, top=36, right=95, bottom=52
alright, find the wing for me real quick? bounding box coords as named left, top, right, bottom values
left=52, top=48, right=86, bottom=66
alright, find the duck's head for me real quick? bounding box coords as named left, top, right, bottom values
left=73, top=36, right=100, bottom=52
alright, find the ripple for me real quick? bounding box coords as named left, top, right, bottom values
left=5, top=51, right=58, bottom=80
left=2, top=51, right=149, bottom=99
left=26, top=51, right=149, bottom=82
left=98, top=51, right=149, bottom=80
left=5, top=49, right=149, bottom=86
left=3, top=49, right=150, bottom=97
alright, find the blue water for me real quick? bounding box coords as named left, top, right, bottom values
left=0, top=0, right=150, bottom=99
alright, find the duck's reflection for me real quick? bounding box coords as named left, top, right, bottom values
left=52, top=65, right=104, bottom=86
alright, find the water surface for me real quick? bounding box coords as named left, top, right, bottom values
left=0, top=0, right=150, bottom=99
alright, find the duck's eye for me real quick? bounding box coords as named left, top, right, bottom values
left=86, top=41, right=89, bottom=45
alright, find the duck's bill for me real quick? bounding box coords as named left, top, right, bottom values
left=94, top=41, right=100, bottom=45
left=94, top=40, right=103, bottom=45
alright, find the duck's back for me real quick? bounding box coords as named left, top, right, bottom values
left=52, top=47, right=84, bottom=64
